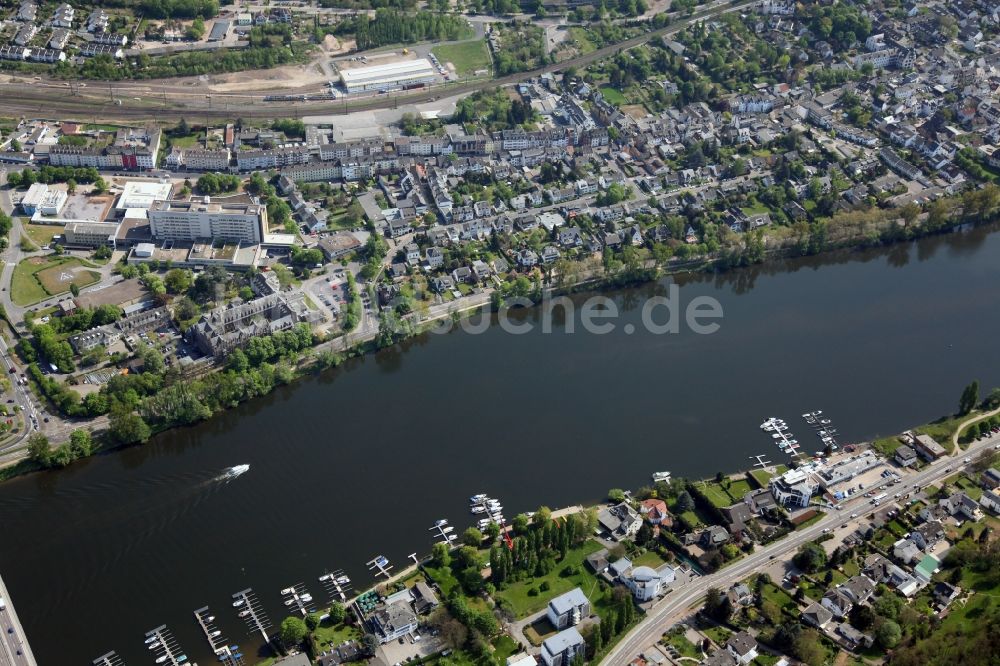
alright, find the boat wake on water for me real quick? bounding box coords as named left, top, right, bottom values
left=215, top=464, right=250, bottom=482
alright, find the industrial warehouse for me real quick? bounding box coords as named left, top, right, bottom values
left=338, top=58, right=438, bottom=94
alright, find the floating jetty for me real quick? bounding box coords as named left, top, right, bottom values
left=232, top=589, right=271, bottom=645
left=194, top=606, right=244, bottom=666
left=319, top=569, right=352, bottom=603
left=92, top=651, right=124, bottom=666
left=367, top=555, right=394, bottom=579
left=760, top=417, right=803, bottom=457
left=803, top=410, right=840, bottom=452
left=279, top=583, right=315, bottom=617
left=144, top=625, right=188, bottom=666
left=429, top=518, right=457, bottom=544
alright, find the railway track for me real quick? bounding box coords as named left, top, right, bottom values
left=0, top=0, right=752, bottom=122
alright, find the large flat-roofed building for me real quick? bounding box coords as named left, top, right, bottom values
left=20, top=183, right=67, bottom=216
left=116, top=180, right=173, bottom=210
left=63, top=221, right=120, bottom=248
left=148, top=197, right=266, bottom=244
left=339, top=58, right=437, bottom=93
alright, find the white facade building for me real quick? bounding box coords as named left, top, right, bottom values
left=148, top=198, right=266, bottom=244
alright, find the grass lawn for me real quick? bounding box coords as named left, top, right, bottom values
left=494, top=540, right=605, bottom=618
left=702, top=625, right=731, bottom=646
left=872, top=435, right=902, bottom=456
left=842, top=559, right=860, bottom=577
left=632, top=549, right=667, bottom=568
left=697, top=481, right=733, bottom=508
left=724, top=478, right=752, bottom=500
left=760, top=583, right=796, bottom=611
left=433, top=40, right=491, bottom=77
left=599, top=86, right=628, bottom=106
left=749, top=469, right=773, bottom=487
left=12, top=256, right=101, bottom=305
left=741, top=203, right=771, bottom=216
left=23, top=224, right=62, bottom=246
left=311, top=621, right=360, bottom=652
left=663, top=631, right=700, bottom=659
left=491, top=635, right=519, bottom=662
left=169, top=133, right=202, bottom=149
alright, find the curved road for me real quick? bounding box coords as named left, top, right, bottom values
left=600, top=434, right=1000, bottom=664
left=0, top=0, right=752, bottom=122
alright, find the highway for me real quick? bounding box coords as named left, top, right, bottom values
left=0, top=572, right=36, bottom=666
left=601, top=433, right=1000, bottom=664
left=0, top=0, right=753, bottom=122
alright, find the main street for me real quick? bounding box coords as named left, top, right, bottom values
left=0, top=0, right=752, bottom=122
left=601, top=433, right=1000, bottom=664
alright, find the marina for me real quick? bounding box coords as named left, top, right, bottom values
left=804, top=410, right=841, bottom=452
left=194, top=607, right=244, bottom=666
left=428, top=518, right=457, bottom=544
left=760, top=417, right=803, bottom=457
left=91, top=651, right=124, bottom=666
left=367, top=555, right=394, bottom=579
left=6, top=226, right=1000, bottom=665
left=231, top=589, right=271, bottom=645
left=318, top=570, right=352, bottom=604
left=279, top=583, right=315, bottom=617
left=144, top=625, right=187, bottom=666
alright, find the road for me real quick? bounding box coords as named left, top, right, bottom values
left=0, top=573, right=36, bottom=666
left=0, top=0, right=752, bottom=122
left=601, top=434, right=1000, bottom=664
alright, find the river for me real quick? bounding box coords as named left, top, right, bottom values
left=2, top=226, right=1000, bottom=665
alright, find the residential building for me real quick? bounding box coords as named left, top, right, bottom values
left=370, top=600, right=418, bottom=644
left=190, top=293, right=311, bottom=357
left=545, top=588, right=589, bottom=630
left=540, top=628, right=585, bottom=666
left=726, top=632, right=758, bottom=665
left=597, top=502, right=642, bottom=541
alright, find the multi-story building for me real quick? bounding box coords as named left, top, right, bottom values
left=148, top=198, right=266, bottom=244
left=182, top=149, right=232, bottom=171
left=190, top=293, right=311, bottom=357
left=540, top=628, right=585, bottom=666
left=51, top=3, right=74, bottom=28
left=63, top=221, right=121, bottom=248
left=235, top=147, right=311, bottom=171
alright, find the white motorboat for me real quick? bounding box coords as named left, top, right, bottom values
left=434, top=519, right=448, bottom=527
left=148, top=642, right=160, bottom=650
left=335, top=576, right=351, bottom=585
left=232, top=599, right=245, bottom=608
left=284, top=599, right=296, bottom=606
left=469, top=494, right=487, bottom=504
left=300, top=594, right=312, bottom=602
left=652, top=471, right=672, bottom=482
left=156, top=657, right=168, bottom=664
left=470, top=506, right=487, bottom=514
left=145, top=637, right=157, bottom=645
left=221, top=464, right=250, bottom=479
left=238, top=610, right=250, bottom=618
left=281, top=587, right=295, bottom=595
left=319, top=574, right=331, bottom=582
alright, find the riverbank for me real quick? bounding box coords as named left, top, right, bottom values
left=5, top=192, right=1000, bottom=485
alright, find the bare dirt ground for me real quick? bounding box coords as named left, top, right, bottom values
left=622, top=104, right=649, bottom=120
left=192, top=61, right=331, bottom=92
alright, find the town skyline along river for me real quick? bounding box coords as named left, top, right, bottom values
left=2, top=225, right=1000, bottom=665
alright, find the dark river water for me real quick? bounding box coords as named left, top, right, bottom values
left=2, top=226, right=1000, bottom=665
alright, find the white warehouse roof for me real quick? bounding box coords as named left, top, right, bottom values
left=339, top=58, right=436, bottom=88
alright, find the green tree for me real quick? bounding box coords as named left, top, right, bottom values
left=164, top=268, right=194, bottom=294
left=608, top=488, right=626, bottom=502
left=792, top=542, right=827, bottom=573
left=279, top=616, right=308, bottom=647
left=462, top=526, right=484, bottom=546
left=328, top=601, right=346, bottom=624
left=960, top=380, right=981, bottom=415
left=875, top=619, right=901, bottom=649
left=69, top=429, right=93, bottom=457
left=27, top=433, right=51, bottom=466
left=108, top=408, right=151, bottom=445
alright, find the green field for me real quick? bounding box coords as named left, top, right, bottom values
left=11, top=256, right=100, bottom=305
left=494, top=540, right=605, bottom=617
left=567, top=27, right=597, bottom=54
left=23, top=224, right=62, bottom=247
left=432, top=39, right=491, bottom=77
left=599, top=86, right=628, bottom=105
